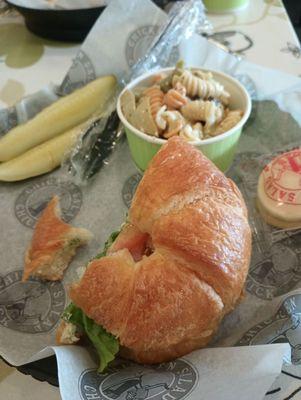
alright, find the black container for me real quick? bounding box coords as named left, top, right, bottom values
left=5, top=1, right=171, bottom=42
left=5, top=1, right=105, bottom=42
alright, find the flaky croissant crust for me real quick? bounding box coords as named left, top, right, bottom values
left=70, top=137, right=251, bottom=364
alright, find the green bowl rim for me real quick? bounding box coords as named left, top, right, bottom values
left=117, top=66, right=252, bottom=146
left=204, top=0, right=249, bottom=13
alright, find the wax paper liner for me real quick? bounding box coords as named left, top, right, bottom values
left=1, top=1, right=301, bottom=399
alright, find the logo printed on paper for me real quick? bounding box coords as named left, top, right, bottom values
left=79, top=359, right=198, bottom=400
left=125, top=25, right=180, bottom=68
left=122, top=173, right=142, bottom=208
left=263, top=149, right=301, bottom=205
left=246, top=230, right=301, bottom=300
left=14, top=177, right=83, bottom=228
left=238, top=293, right=301, bottom=365
left=125, top=25, right=159, bottom=67
left=60, top=50, right=96, bottom=95
left=0, top=270, right=66, bottom=333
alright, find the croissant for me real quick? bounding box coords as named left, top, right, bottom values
left=23, top=196, right=92, bottom=282
left=69, top=137, right=251, bottom=364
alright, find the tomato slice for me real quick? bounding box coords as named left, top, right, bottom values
left=108, top=223, right=150, bottom=262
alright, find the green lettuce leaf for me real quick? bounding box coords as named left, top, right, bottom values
left=94, top=230, right=120, bottom=259
left=62, top=229, right=121, bottom=372
left=62, top=303, right=119, bottom=372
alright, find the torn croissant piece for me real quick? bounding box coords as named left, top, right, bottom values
left=23, top=196, right=92, bottom=282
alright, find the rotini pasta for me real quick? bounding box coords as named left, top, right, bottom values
left=173, top=70, right=230, bottom=105
left=179, top=122, right=203, bottom=141
left=211, top=110, right=243, bottom=136
left=143, top=85, right=164, bottom=120
left=120, top=63, right=244, bottom=143
left=163, top=117, right=184, bottom=139
left=181, top=100, right=224, bottom=133
left=163, top=83, right=188, bottom=110
left=193, top=70, right=213, bottom=80
left=155, top=105, right=168, bottom=130
left=155, top=106, right=184, bottom=138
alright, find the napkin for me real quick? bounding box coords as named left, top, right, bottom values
left=52, top=344, right=289, bottom=400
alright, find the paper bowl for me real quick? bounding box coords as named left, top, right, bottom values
left=117, top=67, right=252, bottom=172
left=203, top=0, right=249, bottom=13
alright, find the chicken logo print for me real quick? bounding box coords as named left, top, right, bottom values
left=125, top=26, right=179, bottom=68
left=122, top=173, right=142, bottom=208
left=125, top=25, right=159, bottom=67
left=238, top=293, right=301, bottom=399
left=246, top=229, right=301, bottom=300
left=238, top=293, right=301, bottom=364
left=79, top=359, right=197, bottom=400
left=59, top=50, right=96, bottom=95
left=0, top=270, right=66, bottom=333
left=14, top=176, right=82, bottom=228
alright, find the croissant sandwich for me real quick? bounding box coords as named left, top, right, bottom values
left=58, top=136, right=251, bottom=371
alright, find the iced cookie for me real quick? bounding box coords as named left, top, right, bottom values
left=257, top=149, right=301, bottom=229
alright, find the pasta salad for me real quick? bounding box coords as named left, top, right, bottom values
left=120, top=62, right=243, bottom=142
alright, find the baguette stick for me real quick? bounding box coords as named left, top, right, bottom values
left=0, top=122, right=85, bottom=182
left=0, top=75, right=116, bottom=162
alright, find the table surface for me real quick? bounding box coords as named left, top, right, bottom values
left=0, top=0, right=300, bottom=399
